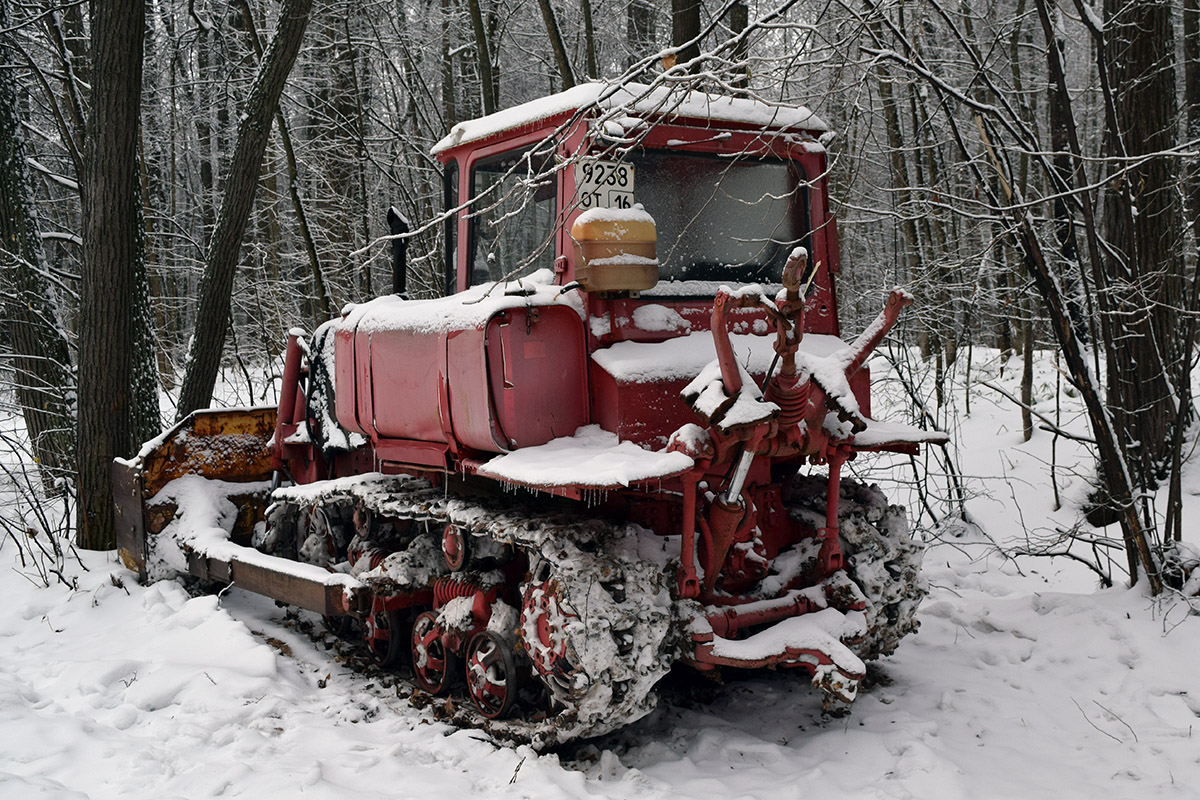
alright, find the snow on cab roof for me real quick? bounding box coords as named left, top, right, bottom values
left=431, top=81, right=828, bottom=155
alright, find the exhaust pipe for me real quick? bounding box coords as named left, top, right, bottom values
left=387, top=206, right=410, bottom=296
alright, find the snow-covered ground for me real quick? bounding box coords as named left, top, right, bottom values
left=3, top=348, right=1200, bottom=799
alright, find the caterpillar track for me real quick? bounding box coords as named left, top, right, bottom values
left=783, top=475, right=925, bottom=663
left=254, top=472, right=921, bottom=746
left=266, top=474, right=675, bottom=748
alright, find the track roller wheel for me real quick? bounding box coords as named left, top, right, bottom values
left=411, top=610, right=457, bottom=694
left=464, top=631, right=520, bottom=719
left=364, top=606, right=408, bottom=668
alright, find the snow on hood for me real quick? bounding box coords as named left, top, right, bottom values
left=431, top=81, right=827, bottom=155
left=339, top=269, right=584, bottom=335
left=592, top=330, right=848, bottom=383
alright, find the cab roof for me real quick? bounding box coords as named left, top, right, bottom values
left=430, top=81, right=828, bottom=157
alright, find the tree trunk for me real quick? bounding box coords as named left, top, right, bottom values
left=0, top=0, right=75, bottom=489
left=176, top=0, right=314, bottom=419
left=671, top=0, right=702, bottom=71
left=343, top=14, right=374, bottom=299
left=466, top=0, right=497, bottom=115
left=76, top=0, right=146, bottom=549
left=41, top=6, right=87, bottom=172
left=131, top=196, right=160, bottom=448
left=1186, top=0, right=1200, bottom=242
left=1013, top=205, right=1162, bottom=594
left=193, top=25, right=222, bottom=238
left=1100, top=0, right=1182, bottom=480
left=1046, top=24, right=1092, bottom=349
left=727, top=1, right=749, bottom=90
left=581, top=0, right=598, bottom=79
left=865, top=9, right=922, bottom=321
left=627, top=0, right=656, bottom=70
left=234, top=0, right=331, bottom=319
left=441, top=0, right=458, bottom=127
left=132, top=18, right=161, bottom=450
left=1021, top=297, right=1034, bottom=442
left=537, top=0, right=576, bottom=90
left=1169, top=0, right=1200, bottom=543
left=1029, top=0, right=1162, bottom=588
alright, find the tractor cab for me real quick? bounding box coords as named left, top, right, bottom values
left=432, top=82, right=842, bottom=341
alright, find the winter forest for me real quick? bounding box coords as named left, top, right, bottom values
left=3, top=0, right=1200, bottom=794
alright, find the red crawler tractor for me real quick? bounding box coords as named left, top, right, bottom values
left=114, top=82, right=947, bottom=746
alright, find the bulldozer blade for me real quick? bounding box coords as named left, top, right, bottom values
left=113, top=406, right=278, bottom=579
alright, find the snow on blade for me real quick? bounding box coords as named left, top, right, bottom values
left=146, top=475, right=360, bottom=593
left=476, top=424, right=693, bottom=488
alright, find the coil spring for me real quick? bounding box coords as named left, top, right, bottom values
left=433, top=576, right=481, bottom=607
left=767, top=379, right=811, bottom=426
left=348, top=544, right=390, bottom=572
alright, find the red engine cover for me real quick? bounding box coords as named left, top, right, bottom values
left=333, top=296, right=589, bottom=459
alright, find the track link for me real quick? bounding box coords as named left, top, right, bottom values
left=269, top=474, right=675, bottom=748
left=782, top=475, right=925, bottom=662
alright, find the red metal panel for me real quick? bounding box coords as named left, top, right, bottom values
left=369, top=327, right=447, bottom=443
left=486, top=306, right=589, bottom=449
left=375, top=438, right=450, bottom=469
left=587, top=361, right=698, bottom=450
left=334, top=326, right=366, bottom=435
left=335, top=303, right=588, bottom=460
left=799, top=150, right=839, bottom=338
left=589, top=364, right=621, bottom=434
left=354, top=329, right=375, bottom=437
left=851, top=364, right=871, bottom=419
left=446, top=327, right=506, bottom=452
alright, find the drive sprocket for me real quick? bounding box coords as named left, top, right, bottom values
left=518, top=524, right=675, bottom=741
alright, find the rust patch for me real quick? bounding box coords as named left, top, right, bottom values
left=141, top=407, right=277, bottom=497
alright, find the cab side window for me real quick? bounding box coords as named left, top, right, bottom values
left=469, top=146, right=557, bottom=286
left=444, top=160, right=458, bottom=296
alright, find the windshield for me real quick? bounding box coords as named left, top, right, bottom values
left=629, top=151, right=808, bottom=288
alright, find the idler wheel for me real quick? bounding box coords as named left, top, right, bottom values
left=464, top=631, right=520, bottom=719
left=365, top=606, right=407, bottom=668
left=411, top=610, right=457, bottom=694
left=441, top=523, right=469, bottom=571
